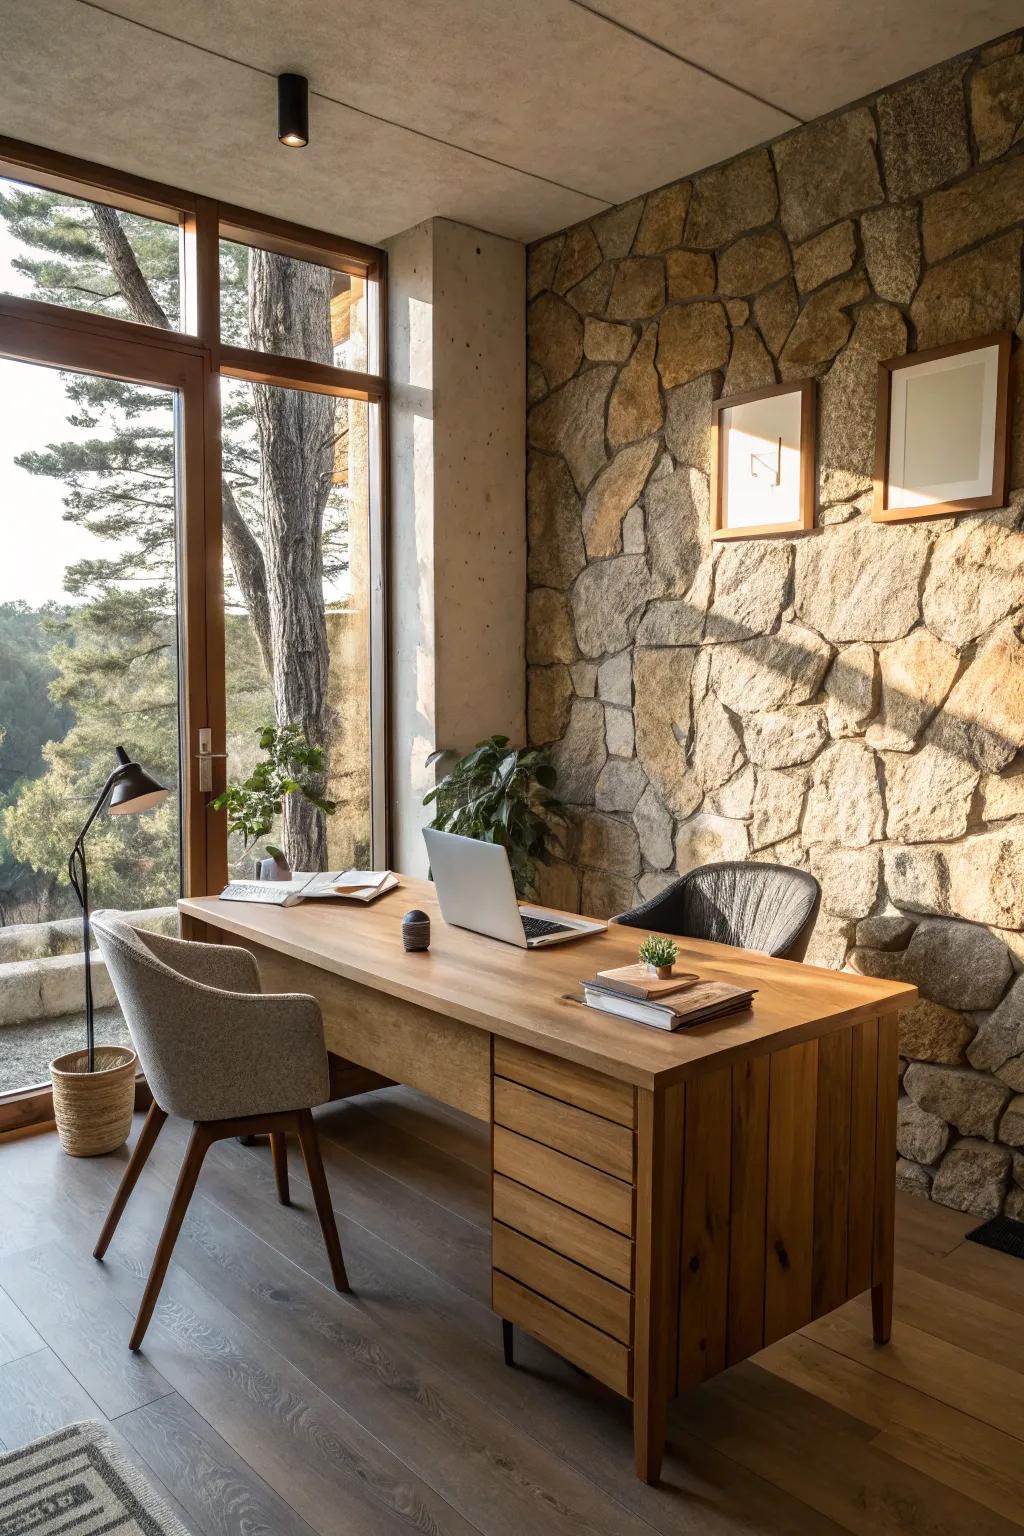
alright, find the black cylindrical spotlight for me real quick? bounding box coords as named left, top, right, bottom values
left=278, top=73, right=309, bottom=148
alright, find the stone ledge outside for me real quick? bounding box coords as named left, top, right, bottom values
left=0, top=906, right=177, bottom=1025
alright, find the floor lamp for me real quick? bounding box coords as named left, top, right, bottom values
left=67, top=746, right=169, bottom=1072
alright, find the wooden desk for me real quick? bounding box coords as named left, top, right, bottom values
left=180, top=881, right=915, bottom=1483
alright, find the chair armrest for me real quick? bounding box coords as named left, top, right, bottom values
left=139, top=981, right=329, bottom=1122
left=137, top=928, right=261, bottom=993
left=612, top=884, right=688, bottom=933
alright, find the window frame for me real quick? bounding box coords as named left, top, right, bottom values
left=0, top=136, right=389, bottom=1135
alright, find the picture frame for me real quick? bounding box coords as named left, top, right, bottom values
left=872, top=332, right=1011, bottom=523
left=710, top=379, right=816, bottom=540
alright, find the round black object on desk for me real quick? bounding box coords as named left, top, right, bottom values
left=402, top=909, right=430, bottom=951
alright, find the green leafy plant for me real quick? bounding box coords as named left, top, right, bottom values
left=638, top=935, right=679, bottom=971
left=210, top=723, right=335, bottom=858
left=423, top=735, right=561, bottom=895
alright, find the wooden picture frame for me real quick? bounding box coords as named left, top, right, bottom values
left=872, top=332, right=1011, bottom=523
left=711, top=379, right=817, bottom=540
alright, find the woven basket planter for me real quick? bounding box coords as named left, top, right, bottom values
left=50, top=1044, right=137, bottom=1157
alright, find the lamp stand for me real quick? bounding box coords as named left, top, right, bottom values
left=67, top=762, right=134, bottom=1073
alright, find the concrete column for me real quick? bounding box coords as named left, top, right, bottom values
left=384, top=218, right=525, bottom=875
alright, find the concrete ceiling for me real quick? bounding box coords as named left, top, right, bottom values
left=1, top=0, right=1019, bottom=246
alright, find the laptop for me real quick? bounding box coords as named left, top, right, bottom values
left=423, top=828, right=607, bottom=949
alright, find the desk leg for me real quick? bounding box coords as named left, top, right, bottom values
left=872, top=1012, right=898, bottom=1345
left=632, top=1085, right=685, bottom=1484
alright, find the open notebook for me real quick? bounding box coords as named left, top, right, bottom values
left=219, top=869, right=399, bottom=908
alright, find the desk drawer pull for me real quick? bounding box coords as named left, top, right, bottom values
left=494, top=1038, right=635, bottom=1125
left=493, top=1174, right=633, bottom=1288
left=493, top=1223, right=632, bottom=1343
left=494, top=1078, right=635, bottom=1180
left=493, top=1126, right=634, bottom=1235
left=493, top=1271, right=631, bottom=1397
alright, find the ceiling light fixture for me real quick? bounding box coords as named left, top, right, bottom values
left=278, top=73, right=309, bottom=148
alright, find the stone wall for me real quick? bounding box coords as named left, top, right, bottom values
left=525, top=32, right=1024, bottom=1219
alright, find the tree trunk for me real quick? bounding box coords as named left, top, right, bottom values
left=92, top=206, right=172, bottom=331
left=89, top=208, right=336, bottom=870
left=249, top=250, right=335, bottom=870
left=90, top=207, right=274, bottom=673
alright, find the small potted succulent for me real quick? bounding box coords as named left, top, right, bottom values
left=638, top=934, right=679, bottom=980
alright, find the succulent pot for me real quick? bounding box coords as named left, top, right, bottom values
left=258, top=855, right=292, bottom=881
left=655, top=964, right=674, bottom=980
left=50, top=1044, right=137, bottom=1157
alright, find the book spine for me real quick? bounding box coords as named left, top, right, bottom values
left=583, top=991, right=677, bottom=1030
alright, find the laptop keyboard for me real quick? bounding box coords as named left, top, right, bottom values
left=521, top=914, right=573, bottom=941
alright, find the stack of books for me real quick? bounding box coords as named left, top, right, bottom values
left=575, top=962, right=755, bottom=1032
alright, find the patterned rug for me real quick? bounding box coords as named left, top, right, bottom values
left=0, top=1421, right=191, bottom=1535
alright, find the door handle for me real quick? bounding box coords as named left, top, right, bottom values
left=196, top=728, right=227, bottom=794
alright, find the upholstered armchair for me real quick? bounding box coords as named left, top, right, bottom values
left=91, top=911, right=348, bottom=1350
left=614, top=862, right=821, bottom=961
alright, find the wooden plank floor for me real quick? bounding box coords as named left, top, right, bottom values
left=1, top=1088, right=1023, bottom=1535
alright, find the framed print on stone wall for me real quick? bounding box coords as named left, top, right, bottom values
left=711, top=380, right=816, bottom=540
left=872, top=333, right=1011, bottom=523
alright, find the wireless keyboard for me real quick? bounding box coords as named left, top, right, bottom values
left=219, top=880, right=307, bottom=907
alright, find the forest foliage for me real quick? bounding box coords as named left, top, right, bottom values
left=0, top=177, right=356, bottom=923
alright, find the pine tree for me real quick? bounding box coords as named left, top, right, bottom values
left=0, top=182, right=354, bottom=880
left=0, top=603, right=73, bottom=922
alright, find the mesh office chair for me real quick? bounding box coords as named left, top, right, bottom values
left=614, top=861, right=821, bottom=961
left=91, top=911, right=348, bottom=1350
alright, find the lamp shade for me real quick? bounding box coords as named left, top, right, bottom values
left=107, top=746, right=170, bottom=816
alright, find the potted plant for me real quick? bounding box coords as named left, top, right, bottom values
left=423, top=735, right=561, bottom=896
left=211, top=724, right=336, bottom=875
left=638, top=934, right=679, bottom=980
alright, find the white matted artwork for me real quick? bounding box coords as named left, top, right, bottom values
left=873, top=333, right=1010, bottom=522
left=711, top=380, right=816, bottom=540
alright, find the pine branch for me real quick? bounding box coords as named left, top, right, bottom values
left=63, top=283, right=122, bottom=299
left=223, top=480, right=273, bottom=675
left=90, top=205, right=171, bottom=331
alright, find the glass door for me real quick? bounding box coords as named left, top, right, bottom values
left=0, top=332, right=209, bottom=1102
left=0, top=142, right=386, bottom=1131
left=222, top=378, right=376, bottom=881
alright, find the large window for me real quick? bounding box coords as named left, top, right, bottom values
left=219, top=238, right=374, bottom=375
left=223, top=379, right=376, bottom=877
left=0, top=359, right=182, bottom=1094
left=0, top=174, right=184, bottom=330
left=0, top=140, right=387, bottom=1128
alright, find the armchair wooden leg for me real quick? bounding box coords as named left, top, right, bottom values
left=94, top=1102, right=167, bottom=1260
left=502, top=1319, right=514, bottom=1367
left=270, top=1132, right=290, bottom=1205
left=129, top=1122, right=212, bottom=1352
left=295, top=1108, right=349, bottom=1293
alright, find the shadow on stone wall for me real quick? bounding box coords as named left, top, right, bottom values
left=524, top=30, right=1024, bottom=1218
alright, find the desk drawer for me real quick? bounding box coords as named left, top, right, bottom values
left=494, top=1038, right=635, bottom=1126
left=493, top=1223, right=632, bottom=1343
left=493, top=1272, right=631, bottom=1396
left=494, top=1077, right=635, bottom=1180
left=493, top=1174, right=633, bottom=1288
left=493, top=1126, right=634, bottom=1235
